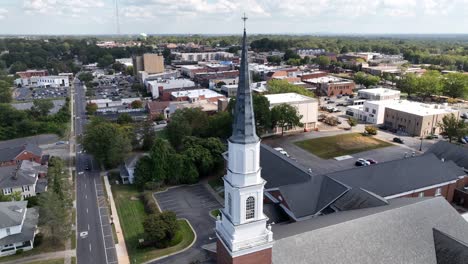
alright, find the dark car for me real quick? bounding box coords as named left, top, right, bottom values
left=393, top=137, right=404, bottom=144
left=327, top=100, right=335, bottom=104
left=355, top=160, right=368, bottom=166
left=367, top=159, right=378, bottom=164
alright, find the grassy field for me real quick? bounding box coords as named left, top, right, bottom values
left=112, top=185, right=195, bottom=264
left=0, top=237, right=65, bottom=263
left=24, top=259, right=64, bottom=264
left=295, top=133, right=392, bottom=159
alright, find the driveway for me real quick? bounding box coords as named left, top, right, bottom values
left=151, top=184, right=221, bottom=264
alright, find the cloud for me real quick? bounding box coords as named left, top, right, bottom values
left=23, top=0, right=105, bottom=16
left=0, top=8, right=7, bottom=19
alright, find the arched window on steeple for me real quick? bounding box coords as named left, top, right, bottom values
left=228, top=193, right=232, bottom=216
left=246, top=196, right=255, bottom=219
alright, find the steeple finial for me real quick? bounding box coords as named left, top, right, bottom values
left=242, top=13, right=248, bottom=30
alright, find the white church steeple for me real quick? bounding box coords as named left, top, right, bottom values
left=216, top=14, right=273, bottom=264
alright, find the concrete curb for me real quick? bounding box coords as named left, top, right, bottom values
left=141, top=218, right=197, bottom=264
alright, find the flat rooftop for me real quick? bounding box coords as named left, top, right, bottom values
left=304, top=76, right=353, bottom=84
left=171, top=89, right=224, bottom=99
left=358, top=88, right=400, bottom=96
left=386, top=100, right=458, bottom=116
left=265, top=92, right=316, bottom=105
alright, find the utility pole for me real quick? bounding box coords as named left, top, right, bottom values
left=115, top=0, right=121, bottom=35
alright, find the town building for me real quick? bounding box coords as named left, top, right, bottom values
left=146, top=79, right=196, bottom=100
left=209, top=77, right=239, bottom=90
left=33, top=76, right=70, bottom=88
left=170, top=89, right=225, bottom=103
left=193, top=70, right=239, bottom=88
left=168, top=100, right=219, bottom=115
left=264, top=93, right=318, bottom=132
left=146, top=101, right=170, bottom=120
left=140, top=70, right=180, bottom=83
left=357, top=87, right=401, bottom=101
left=180, top=65, right=208, bottom=78
left=362, top=65, right=425, bottom=76
left=0, top=144, right=42, bottom=167
left=120, top=153, right=146, bottom=184
left=115, top=58, right=133, bottom=67
left=0, top=201, right=38, bottom=256
left=383, top=101, right=459, bottom=136
left=133, top=53, right=165, bottom=75
left=303, top=76, right=355, bottom=96
left=173, top=51, right=234, bottom=62
left=16, top=70, right=48, bottom=79
left=346, top=100, right=397, bottom=124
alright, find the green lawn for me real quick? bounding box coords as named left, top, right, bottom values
left=24, top=259, right=64, bottom=264
left=0, top=236, right=65, bottom=263
left=295, top=133, right=393, bottom=159
left=112, top=185, right=195, bottom=264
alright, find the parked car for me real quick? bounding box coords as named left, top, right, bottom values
left=274, top=147, right=290, bottom=157
left=426, top=134, right=439, bottom=139
left=332, top=108, right=341, bottom=113
left=461, top=113, right=468, bottom=119
left=366, top=159, right=378, bottom=164
left=393, top=137, right=404, bottom=144
left=355, top=158, right=370, bottom=167
left=327, top=100, right=335, bottom=104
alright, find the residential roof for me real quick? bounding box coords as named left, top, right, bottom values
left=146, top=101, right=170, bottom=113
left=0, top=201, right=27, bottom=229
left=426, top=141, right=468, bottom=170
left=272, top=197, right=468, bottom=264
left=327, top=153, right=465, bottom=198
left=260, top=145, right=311, bottom=189
left=264, top=93, right=316, bottom=105
left=0, top=207, right=38, bottom=246
left=0, top=161, right=39, bottom=189
left=0, top=144, right=42, bottom=162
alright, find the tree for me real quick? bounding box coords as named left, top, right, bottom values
left=86, top=103, right=98, bottom=115
left=166, top=119, right=192, bottom=150
left=143, top=211, right=178, bottom=248
left=141, top=121, right=156, bottom=151
left=347, top=117, right=358, bottom=127
left=97, top=54, right=114, bottom=68
left=216, top=81, right=226, bottom=88
left=131, top=100, right=143, bottom=109
left=267, top=79, right=315, bottom=97
left=271, top=104, right=303, bottom=136
left=354, top=72, right=380, bottom=88
left=0, top=80, right=12, bottom=103
left=365, top=126, right=378, bottom=135
left=227, top=94, right=272, bottom=136
left=283, top=49, right=300, bottom=61
left=78, top=72, right=94, bottom=83
left=207, top=111, right=232, bottom=139
left=438, top=114, right=466, bottom=143
left=416, top=70, right=442, bottom=99
left=38, top=191, right=71, bottom=244
left=267, top=56, right=282, bottom=65
left=112, top=62, right=125, bottom=73
left=396, top=73, right=419, bottom=98
left=31, top=99, right=54, bottom=116
left=82, top=118, right=132, bottom=168
left=442, top=73, right=468, bottom=99
left=117, top=113, right=133, bottom=124
left=316, top=55, right=331, bottom=68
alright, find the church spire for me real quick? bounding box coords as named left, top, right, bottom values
left=229, top=13, right=259, bottom=144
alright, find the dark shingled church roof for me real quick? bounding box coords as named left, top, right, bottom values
left=229, top=27, right=258, bottom=145
left=426, top=141, right=468, bottom=170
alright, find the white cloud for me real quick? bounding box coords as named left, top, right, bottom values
left=23, top=0, right=105, bottom=16
left=0, top=8, right=7, bottom=20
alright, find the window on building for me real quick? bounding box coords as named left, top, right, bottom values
left=246, top=196, right=255, bottom=220
left=418, top=192, right=424, bottom=198
left=6, top=228, right=10, bottom=235
left=435, top=188, right=442, bottom=196
left=365, top=107, right=369, bottom=112
left=372, top=109, right=376, bottom=114
left=228, top=193, right=232, bottom=216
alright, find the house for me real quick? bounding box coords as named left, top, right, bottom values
left=0, top=144, right=42, bottom=167
left=264, top=93, right=318, bottom=133
left=0, top=201, right=39, bottom=256
left=146, top=101, right=170, bottom=120
left=383, top=100, right=459, bottom=137
left=0, top=160, right=45, bottom=199
left=120, top=153, right=146, bottom=184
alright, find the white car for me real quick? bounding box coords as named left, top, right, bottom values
left=274, top=147, right=290, bottom=158
left=357, top=158, right=371, bottom=166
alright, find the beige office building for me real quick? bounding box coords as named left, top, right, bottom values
left=383, top=101, right=459, bottom=137
left=133, top=53, right=164, bottom=75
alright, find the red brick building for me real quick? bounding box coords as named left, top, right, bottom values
left=0, top=144, right=43, bottom=167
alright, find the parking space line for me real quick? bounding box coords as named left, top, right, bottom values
left=94, top=177, right=110, bottom=264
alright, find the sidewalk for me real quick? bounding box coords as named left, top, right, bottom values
left=0, top=250, right=75, bottom=264
left=103, top=176, right=130, bottom=264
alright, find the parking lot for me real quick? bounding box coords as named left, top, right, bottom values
left=14, top=86, right=69, bottom=101
left=87, top=74, right=139, bottom=100
left=12, top=99, right=66, bottom=114
left=153, top=184, right=221, bottom=264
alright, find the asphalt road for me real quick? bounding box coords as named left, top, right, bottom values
left=151, top=184, right=221, bottom=264
left=74, top=80, right=117, bottom=264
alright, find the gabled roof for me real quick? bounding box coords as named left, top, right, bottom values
left=0, top=201, right=27, bottom=229
left=0, top=144, right=42, bottom=162
left=260, top=145, right=311, bottom=189
left=327, top=153, right=465, bottom=198
left=330, top=187, right=388, bottom=211
left=0, top=207, right=38, bottom=246
left=272, top=197, right=468, bottom=264
left=434, top=228, right=468, bottom=264
left=426, top=141, right=468, bottom=170
left=0, top=161, right=39, bottom=189
left=278, top=175, right=348, bottom=219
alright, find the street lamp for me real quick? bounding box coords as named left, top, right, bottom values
left=419, top=137, right=423, bottom=151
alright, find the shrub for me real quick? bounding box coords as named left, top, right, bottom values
left=347, top=117, right=358, bottom=127
left=141, top=192, right=159, bottom=214
left=323, top=116, right=339, bottom=126
left=25, top=196, right=39, bottom=207
left=144, top=181, right=162, bottom=191
left=144, top=211, right=178, bottom=248
left=15, top=249, right=24, bottom=255
left=33, top=233, right=44, bottom=247
left=365, top=126, right=378, bottom=135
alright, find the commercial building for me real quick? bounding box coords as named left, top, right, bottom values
left=173, top=51, right=234, bottom=62
left=170, top=89, right=225, bottom=103
left=146, top=79, right=196, bottom=100
left=0, top=144, right=42, bottom=167
left=33, top=76, right=70, bottom=88
left=264, top=93, right=318, bottom=133
left=133, top=53, right=164, bottom=75
left=0, top=201, right=39, bottom=256
left=303, top=76, right=355, bottom=96
left=383, top=101, right=459, bottom=136
left=168, top=100, right=219, bottom=115
left=357, top=87, right=401, bottom=101
left=362, top=65, right=425, bottom=76
left=346, top=100, right=396, bottom=124
left=16, top=70, right=48, bottom=79
left=180, top=65, right=207, bottom=78
left=220, top=84, right=238, bottom=97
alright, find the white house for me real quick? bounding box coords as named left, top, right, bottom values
left=0, top=201, right=39, bottom=256
left=264, top=93, right=318, bottom=133
left=0, top=161, right=43, bottom=199
left=120, top=153, right=147, bottom=184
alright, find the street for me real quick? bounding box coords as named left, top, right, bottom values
left=74, top=80, right=118, bottom=264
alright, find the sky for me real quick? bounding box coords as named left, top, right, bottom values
left=0, top=0, right=467, bottom=35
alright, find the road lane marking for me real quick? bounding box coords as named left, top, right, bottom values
left=89, top=243, right=92, bottom=252
left=85, top=183, right=86, bottom=188
left=85, top=195, right=87, bottom=199
left=86, top=208, right=88, bottom=214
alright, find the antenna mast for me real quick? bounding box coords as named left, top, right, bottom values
left=115, top=0, right=121, bottom=35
